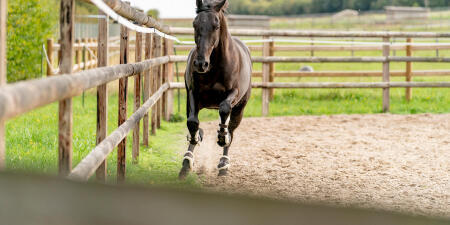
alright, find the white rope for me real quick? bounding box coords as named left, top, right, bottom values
left=42, top=44, right=59, bottom=75
left=91, top=0, right=449, bottom=48
left=90, top=0, right=194, bottom=44
left=85, top=46, right=98, bottom=61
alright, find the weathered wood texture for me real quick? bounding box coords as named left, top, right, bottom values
left=0, top=56, right=170, bottom=122
left=151, top=35, right=161, bottom=134
left=163, top=39, right=174, bottom=121
left=143, top=33, right=153, bottom=146
left=262, top=36, right=270, bottom=117
left=382, top=37, right=390, bottom=113
left=117, top=24, right=129, bottom=183
left=96, top=11, right=109, bottom=182
left=0, top=0, right=7, bottom=170
left=58, top=0, right=75, bottom=177
left=169, top=82, right=450, bottom=89
left=406, top=38, right=413, bottom=101
left=5, top=173, right=449, bottom=225
left=69, top=84, right=169, bottom=181
left=132, top=32, right=142, bottom=163
left=80, top=0, right=170, bottom=34
left=170, top=27, right=450, bottom=38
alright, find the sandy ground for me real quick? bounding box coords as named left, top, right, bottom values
left=184, top=114, right=450, bottom=218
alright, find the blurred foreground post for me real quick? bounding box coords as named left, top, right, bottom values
left=96, top=11, right=109, bottom=182
left=0, top=0, right=7, bottom=169
left=58, top=0, right=75, bottom=176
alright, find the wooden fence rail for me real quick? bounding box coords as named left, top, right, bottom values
left=69, top=83, right=169, bottom=181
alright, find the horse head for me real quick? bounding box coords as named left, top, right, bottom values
left=192, top=0, right=228, bottom=73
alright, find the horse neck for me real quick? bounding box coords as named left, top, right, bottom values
left=212, top=12, right=235, bottom=64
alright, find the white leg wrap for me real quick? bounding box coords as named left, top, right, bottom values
left=183, top=152, right=194, bottom=169
left=217, top=129, right=231, bottom=147
left=218, top=156, right=230, bottom=171
left=218, top=116, right=231, bottom=147
left=187, top=130, right=201, bottom=146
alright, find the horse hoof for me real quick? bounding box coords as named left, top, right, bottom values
left=178, top=159, right=192, bottom=180
left=218, top=169, right=228, bottom=176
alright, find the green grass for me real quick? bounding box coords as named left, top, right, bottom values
left=6, top=90, right=199, bottom=188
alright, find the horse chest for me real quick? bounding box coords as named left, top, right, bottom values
left=196, top=82, right=229, bottom=108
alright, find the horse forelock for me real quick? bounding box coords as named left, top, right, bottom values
left=196, top=0, right=229, bottom=14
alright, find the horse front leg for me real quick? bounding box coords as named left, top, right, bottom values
left=179, top=90, right=202, bottom=180
left=217, top=89, right=239, bottom=176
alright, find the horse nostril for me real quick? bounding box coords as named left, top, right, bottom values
left=193, top=60, right=199, bottom=67
left=203, top=61, right=209, bottom=69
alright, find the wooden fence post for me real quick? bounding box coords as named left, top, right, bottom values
left=46, top=38, right=54, bottom=76
left=58, top=0, right=75, bottom=176
left=262, top=36, right=270, bottom=117
left=152, top=35, right=161, bottom=132
left=117, top=22, right=129, bottom=183
left=0, top=0, right=7, bottom=170
left=406, top=38, right=412, bottom=101
left=143, top=33, right=153, bottom=146
left=82, top=38, right=87, bottom=70
left=132, top=31, right=142, bottom=163
left=75, top=39, right=81, bottom=72
left=163, top=39, right=174, bottom=121
left=157, top=37, right=163, bottom=128
left=269, top=40, right=275, bottom=101
left=382, top=37, right=390, bottom=113
left=87, top=38, right=92, bottom=69
left=95, top=11, right=108, bottom=182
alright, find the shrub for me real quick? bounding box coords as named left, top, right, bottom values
left=7, top=0, right=57, bottom=82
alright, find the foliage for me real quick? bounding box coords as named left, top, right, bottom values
left=147, top=9, right=160, bottom=19
left=6, top=0, right=57, bottom=82
left=228, top=0, right=450, bottom=15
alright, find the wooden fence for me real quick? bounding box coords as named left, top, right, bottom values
left=0, top=0, right=175, bottom=181
left=169, top=27, right=450, bottom=116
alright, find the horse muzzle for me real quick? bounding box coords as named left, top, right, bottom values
left=193, top=59, right=210, bottom=74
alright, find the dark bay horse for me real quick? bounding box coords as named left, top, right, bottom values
left=179, top=0, right=252, bottom=178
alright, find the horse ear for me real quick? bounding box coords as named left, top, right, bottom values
left=196, top=0, right=203, bottom=9
left=214, top=0, right=228, bottom=12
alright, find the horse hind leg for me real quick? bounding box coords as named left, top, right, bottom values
left=217, top=102, right=246, bottom=176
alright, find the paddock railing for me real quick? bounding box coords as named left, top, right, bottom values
left=169, top=27, right=450, bottom=116
left=0, top=0, right=176, bottom=182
